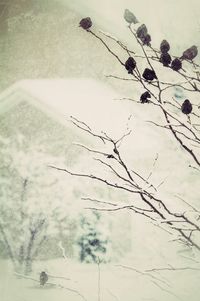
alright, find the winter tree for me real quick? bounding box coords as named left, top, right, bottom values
left=77, top=210, right=111, bottom=263
left=52, top=10, right=200, bottom=270
left=76, top=11, right=200, bottom=250
left=0, top=133, right=78, bottom=274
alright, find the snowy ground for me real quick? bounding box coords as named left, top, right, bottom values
left=1, top=258, right=200, bottom=301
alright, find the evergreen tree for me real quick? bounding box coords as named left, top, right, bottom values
left=78, top=211, right=110, bottom=263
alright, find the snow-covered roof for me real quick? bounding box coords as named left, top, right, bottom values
left=0, top=78, right=133, bottom=137
left=0, top=77, right=175, bottom=157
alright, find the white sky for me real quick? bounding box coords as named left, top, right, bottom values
left=62, top=0, right=200, bottom=55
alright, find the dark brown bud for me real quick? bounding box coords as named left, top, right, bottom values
left=142, top=68, right=157, bottom=81
left=136, top=24, right=148, bottom=39
left=171, top=58, right=182, bottom=71
left=125, top=57, right=136, bottom=74
left=160, top=53, right=172, bottom=66
left=79, top=17, right=92, bottom=30
left=141, top=34, right=151, bottom=46
left=140, top=91, right=151, bottom=103
left=160, top=40, right=170, bottom=53
left=181, top=99, right=192, bottom=114
left=180, top=45, right=198, bottom=60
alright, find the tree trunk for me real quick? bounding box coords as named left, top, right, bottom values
left=0, top=222, right=17, bottom=270
left=24, top=258, right=32, bottom=275
left=24, top=232, right=35, bottom=275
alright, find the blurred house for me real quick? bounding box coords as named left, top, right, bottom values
left=0, top=79, right=132, bottom=260
left=0, top=0, right=196, bottom=267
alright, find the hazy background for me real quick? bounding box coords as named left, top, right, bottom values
left=1, top=0, right=200, bottom=92
left=1, top=1, right=200, bottom=301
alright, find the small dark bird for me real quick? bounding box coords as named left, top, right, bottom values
left=181, top=99, right=192, bottom=114
left=125, top=57, right=136, bottom=74
left=180, top=45, right=198, bottom=60
left=40, top=271, right=48, bottom=286
left=140, top=91, right=151, bottom=103
left=140, top=34, right=151, bottom=46
left=160, top=40, right=170, bottom=53
left=124, top=9, right=139, bottom=24
left=136, top=24, right=148, bottom=40
left=79, top=17, right=92, bottom=30
left=160, top=53, right=172, bottom=66
left=142, top=68, right=157, bottom=81
left=171, top=58, right=182, bottom=71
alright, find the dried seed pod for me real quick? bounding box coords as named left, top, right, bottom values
left=79, top=17, right=92, bottom=30
left=142, top=68, right=157, bottom=81
left=136, top=24, right=148, bottom=39
left=141, top=34, right=151, bottom=46
left=180, top=45, right=198, bottom=60
left=160, top=40, right=170, bottom=53
left=124, top=9, right=139, bottom=24
left=160, top=53, right=172, bottom=66
left=171, top=58, right=182, bottom=71
left=181, top=99, right=192, bottom=114
left=140, top=91, right=151, bottom=103
left=125, top=57, right=136, bottom=74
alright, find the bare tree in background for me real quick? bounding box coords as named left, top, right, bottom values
left=0, top=134, right=76, bottom=274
